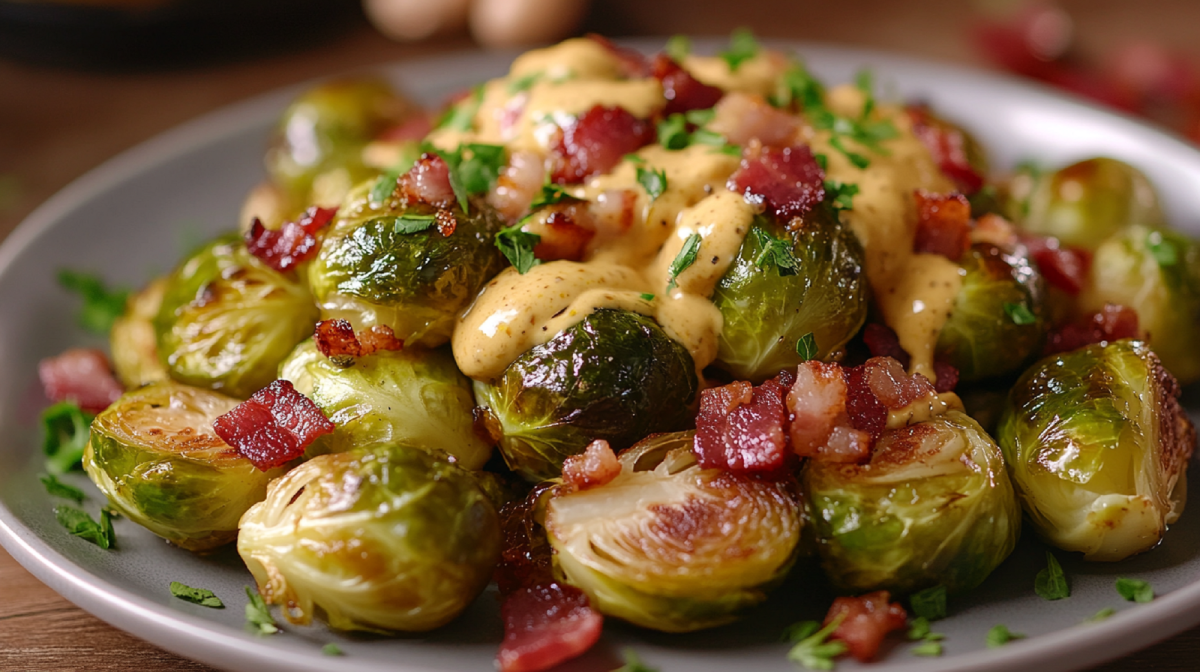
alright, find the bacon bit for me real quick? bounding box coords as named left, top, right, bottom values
left=1021, top=234, right=1092, bottom=296
left=489, top=151, right=546, bottom=221
left=651, top=54, right=724, bottom=116
left=786, top=361, right=871, bottom=463
left=313, top=319, right=403, bottom=360
left=1044, top=304, right=1140, bottom=356
left=858, top=356, right=938, bottom=410
left=435, top=209, right=457, bottom=236
left=862, top=324, right=958, bottom=392
left=212, top=379, right=333, bottom=471
left=913, top=190, right=971, bottom=261
left=399, top=153, right=456, bottom=208
left=825, top=591, right=907, bottom=663
left=842, top=364, right=889, bottom=441
left=932, top=361, right=960, bottom=394
left=38, top=348, right=124, bottom=413
left=710, top=92, right=800, bottom=148
left=972, top=213, right=1019, bottom=248
left=550, top=105, right=655, bottom=184
left=586, top=34, right=650, bottom=78
left=245, top=206, right=337, bottom=273
left=728, top=142, right=825, bottom=220
left=907, top=105, right=986, bottom=194
left=377, top=113, right=433, bottom=142
left=561, top=439, right=621, bottom=492
left=532, top=209, right=596, bottom=262
left=497, top=581, right=604, bottom=672
left=694, top=374, right=791, bottom=473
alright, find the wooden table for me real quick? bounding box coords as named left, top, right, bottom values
left=2, top=1, right=1198, bottom=670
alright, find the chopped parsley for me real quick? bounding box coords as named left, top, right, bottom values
left=985, top=624, right=1024, bottom=648
left=435, top=85, right=483, bottom=132
left=507, top=71, right=541, bottom=94
left=383, top=214, right=437, bottom=235
left=666, top=233, right=702, bottom=291
left=639, top=293, right=655, bottom=301
left=720, top=28, right=760, bottom=71
left=55, top=505, right=114, bottom=549
left=636, top=165, right=668, bottom=201
left=828, top=136, right=870, bottom=170
left=245, top=587, right=279, bottom=635
left=368, top=169, right=401, bottom=206
left=1004, top=302, right=1037, bottom=325
left=496, top=223, right=541, bottom=274
left=907, top=616, right=945, bottom=657
left=57, top=270, right=129, bottom=335
left=786, top=67, right=896, bottom=170
left=785, top=615, right=847, bottom=670
left=855, top=69, right=876, bottom=117
left=1146, top=230, right=1179, bottom=268
left=685, top=108, right=716, bottom=126
left=795, top=333, right=818, bottom=361
left=613, top=648, right=658, bottom=672
left=751, top=228, right=799, bottom=276
left=421, top=141, right=508, bottom=213
left=1086, top=607, right=1116, bottom=623
left=665, top=35, right=691, bottom=62
left=529, top=180, right=581, bottom=210
left=911, top=640, right=943, bottom=657
left=40, top=474, right=84, bottom=504
left=1115, top=577, right=1154, bottom=603
left=909, top=584, right=947, bottom=621
left=42, top=402, right=93, bottom=474
left=657, top=114, right=690, bottom=150
left=657, top=111, right=737, bottom=154
left=322, top=643, right=344, bottom=656
left=1034, top=551, right=1070, bottom=601
left=825, top=180, right=859, bottom=217
left=773, top=63, right=825, bottom=110
left=170, top=581, right=224, bottom=608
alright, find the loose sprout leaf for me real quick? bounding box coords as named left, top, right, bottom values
left=507, top=71, right=541, bottom=94
left=1086, top=607, right=1116, bottom=623
left=1003, top=302, right=1037, bottom=325
left=640, top=292, right=655, bottom=301
left=751, top=227, right=800, bottom=276
left=529, top=180, right=581, bottom=209
left=910, top=585, right=947, bottom=621
left=781, top=620, right=822, bottom=643
left=911, top=640, right=943, bottom=657
left=720, top=27, right=760, bottom=71
left=368, top=169, right=400, bottom=206
left=666, top=233, right=702, bottom=291
left=57, top=270, right=129, bottom=335
left=435, top=85, right=483, bottom=132
left=100, top=508, right=115, bottom=549
left=383, top=214, right=437, bottom=234
left=985, top=624, right=1024, bottom=648
left=245, top=587, right=279, bottom=635
left=907, top=617, right=932, bottom=641
left=636, top=166, right=668, bottom=200
left=614, top=648, right=659, bottom=672
left=1115, top=578, right=1154, bottom=603
left=665, top=34, right=691, bottom=62
left=1035, top=551, right=1070, bottom=600
left=496, top=223, right=542, bottom=274
left=170, top=581, right=225, bottom=608
left=54, top=505, right=112, bottom=549
left=1146, top=230, right=1179, bottom=267
left=796, top=332, right=818, bottom=361
left=825, top=180, right=860, bottom=216
left=657, top=114, right=690, bottom=150
left=786, top=614, right=847, bottom=671
left=322, top=644, right=344, bottom=656
left=40, top=474, right=84, bottom=504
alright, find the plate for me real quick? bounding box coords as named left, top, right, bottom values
left=3, top=38, right=1200, bottom=672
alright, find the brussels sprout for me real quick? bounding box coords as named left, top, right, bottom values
left=935, top=243, right=1046, bottom=381
left=1004, top=157, right=1163, bottom=249
left=110, top=276, right=169, bottom=388
left=546, top=432, right=801, bottom=632
left=83, top=381, right=282, bottom=552
left=308, top=182, right=506, bottom=347
left=153, top=235, right=318, bottom=399
left=1080, top=224, right=1200, bottom=384
left=712, top=209, right=868, bottom=381
left=237, top=444, right=500, bottom=632
left=265, top=77, right=416, bottom=205
left=996, top=340, right=1194, bottom=561
left=278, top=339, right=491, bottom=468
left=474, top=309, right=698, bottom=482
left=804, top=410, right=1021, bottom=595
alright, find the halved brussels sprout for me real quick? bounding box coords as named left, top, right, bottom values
left=996, top=340, right=1194, bottom=561
left=804, top=410, right=1021, bottom=595
left=238, top=444, right=500, bottom=632
left=153, top=235, right=318, bottom=399
left=474, top=309, right=698, bottom=482
left=1080, top=224, right=1200, bottom=384
left=1004, top=157, right=1163, bottom=249
left=83, top=381, right=282, bottom=552
left=712, top=209, right=868, bottom=381
left=110, top=276, right=169, bottom=389
left=278, top=338, right=491, bottom=468
left=546, top=432, right=801, bottom=632
left=308, top=182, right=506, bottom=347
left=935, top=243, right=1046, bottom=381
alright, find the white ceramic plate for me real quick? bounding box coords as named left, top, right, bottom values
left=3, top=39, right=1200, bottom=672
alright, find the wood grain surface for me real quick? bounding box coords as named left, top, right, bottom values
left=2, top=1, right=1199, bottom=670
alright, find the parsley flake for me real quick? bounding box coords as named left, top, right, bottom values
left=40, top=474, right=84, bottom=504
left=368, top=169, right=400, bottom=206
left=245, top=587, right=279, bottom=635
left=507, top=71, right=541, bottom=94
left=170, top=581, right=224, bottom=608
left=665, top=35, right=691, bottom=62
left=1086, top=607, right=1116, bottom=623
left=640, top=293, right=655, bottom=301
left=795, top=332, right=818, bottom=361
left=825, top=180, right=859, bottom=217
left=383, top=214, right=437, bottom=235
left=910, top=585, right=947, bottom=621
left=828, top=136, right=870, bottom=169
left=1115, top=577, right=1154, bottom=603
left=613, top=648, right=658, bottom=672
left=684, top=108, right=716, bottom=126
left=907, top=616, right=945, bottom=641
left=666, top=233, right=702, bottom=291
left=773, top=63, right=825, bottom=110
left=42, top=402, right=94, bottom=474
left=657, top=114, right=690, bottom=150
left=57, top=270, right=129, bottom=335
left=986, top=624, right=1024, bottom=648
left=322, top=643, right=344, bottom=656
left=1004, top=302, right=1037, bottom=325
left=529, top=180, right=580, bottom=210
left=1035, top=551, right=1070, bottom=601
left=855, top=69, right=876, bottom=117
left=720, top=28, right=760, bottom=72
left=55, top=505, right=114, bottom=549
left=751, top=228, right=799, bottom=276
left=636, top=166, right=668, bottom=201
left=496, top=223, right=541, bottom=274
left=911, top=640, right=943, bottom=657
left=435, top=85, right=483, bottom=132
left=785, top=615, right=847, bottom=671
left=1146, top=230, right=1180, bottom=268
left=455, top=143, right=507, bottom=195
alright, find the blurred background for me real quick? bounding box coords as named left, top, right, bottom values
left=0, top=0, right=1198, bottom=669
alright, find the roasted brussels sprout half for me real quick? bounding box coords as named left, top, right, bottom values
left=804, top=410, right=1021, bottom=595
left=712, top=209, right=868, bottom=381
left=83, top=381, right=282, bottom=552
left=474, top=309, right=698, bottom=482
left=153, top=235, right=318, bottom=399
left=546, top=432, right=801, bottom=632
left=935, top=243, right=1046, bottom=381
left=996, top=340, right=1194, bottom=561
left=1004, top=157, right=1163, bottom=249
left=266, top=77, right=416, bottom=205
left=308, top=182, right=506, bottom=347
left=110, top=276, right=169, bottom=389
left=1080, top=224, right=1200, bottom=384
left=238, top=444, right=500, bottom=632
left=278, top=339, right=491, bottom=468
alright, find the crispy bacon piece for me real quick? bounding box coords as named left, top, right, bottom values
left=399, top=153, right=457, bottom=208
left=913, top=190, right=971, bottom=261
left=245, top=206, right=337, bottom=273
left=550, top=105, right=655, bottom=184
left=932, top=361, right=960, bottom=394
left=561, top=439, right=621, bottom=492
left=728, top=142, right=825, bottom=220
left=971, top=213, right=1019, bottom=249
left=907, top=105, right=986, bottom=194
left=497, top=581, right=604, bottom=672
left=786, top=361, right=871, bottom=463
left=861, top=324, right=958, bottom=393
left=1021, top=234, right=1092, bottom=295
left=1044, top=304, right=1139, bottom=356
left=857, top=356, right=938, bottom=410
left=586, top=34, right=650, bottom=78
left=694, top=374, right=792, bottom=473
left=38, top=348, right=124, bottom=414
left=825, top=591, right=908, bottom=662
left=651, top=54, right=724, bottom=116
left=212, top=379, right=334, bottom=471
left=489, top=150, right=546, bottom=221
left=313, top=319, right=404, bottom=360
left=377, top=114, right=433, bottom=143
left=533, top=209, right=596, bottom=262
left=710, top=92, right=800, bottom=148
